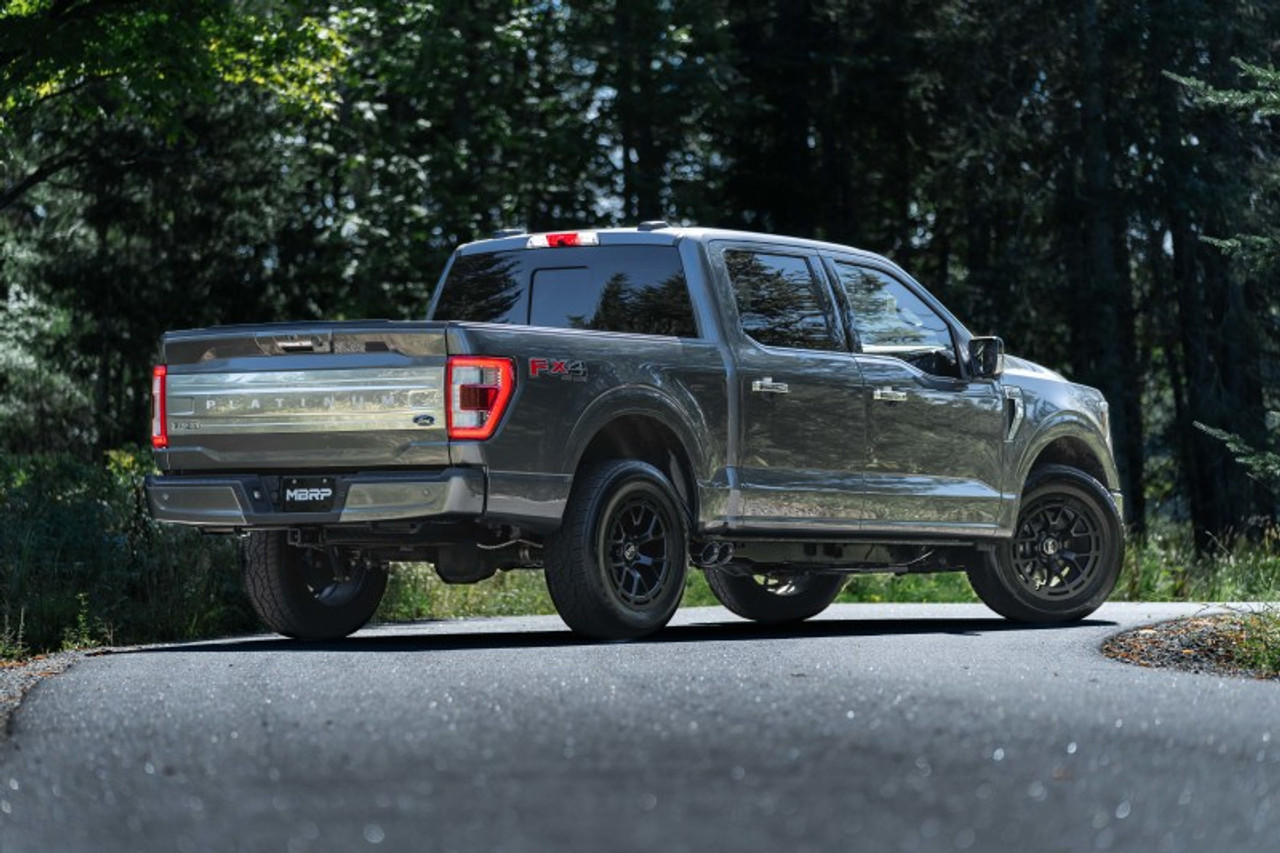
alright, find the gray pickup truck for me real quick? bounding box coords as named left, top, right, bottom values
left=146, top=224, right=1124, bottom=641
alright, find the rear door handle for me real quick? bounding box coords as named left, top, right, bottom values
left=751, top=377, right=790, bottom=394
left=873, top=387, right=909, bottom=402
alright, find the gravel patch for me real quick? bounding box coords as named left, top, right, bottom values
left=1102, top=613, right=1280, bottom=681
left=0, top=650, right=83, bottom=739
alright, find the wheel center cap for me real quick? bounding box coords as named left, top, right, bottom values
left=1040, top=538, right=1061, bottom=556
left=622, top=542, right=639, bottom=562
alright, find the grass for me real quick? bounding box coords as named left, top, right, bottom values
left=1118, top=522, right=1280, bottom=602
left=1, top=608, right=28, bottom=661
left=373, top=563, right=983, bottom=626
left=1227, top=608, right=1280, bottom=676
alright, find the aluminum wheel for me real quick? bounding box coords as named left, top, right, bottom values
left=602, top=496, right=675, bottom=608
left=1009, top=494, right=1105, bottom=601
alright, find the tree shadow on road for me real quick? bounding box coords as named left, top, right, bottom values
left=113, top=614, right=1117, bottom=656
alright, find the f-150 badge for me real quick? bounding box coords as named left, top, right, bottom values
left=529, top=358, right=587, bottom=380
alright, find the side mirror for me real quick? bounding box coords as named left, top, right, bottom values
left=969, top=336, right=1004, bottom=379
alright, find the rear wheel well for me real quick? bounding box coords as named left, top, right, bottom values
left=575, top=415, right=696, bottom=522
left=1028, top=437, right=1109, bottom=490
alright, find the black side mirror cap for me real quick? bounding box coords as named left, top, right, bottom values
left=969, top=336, right=1005, bottom=379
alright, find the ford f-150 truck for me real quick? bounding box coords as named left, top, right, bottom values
left=145, top=224, right=1124, bottom=641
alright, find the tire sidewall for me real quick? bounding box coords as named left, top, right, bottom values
left=987, top=466, right=1124, bottom=621
left=286, top=545, right=386, bottom=637
left=706, top=570, right=845, bottom=624
left=544, top=459, right=689, bottom=639
left=245, top=531, right=387, bottom=640
left=586, top=466, right=688, bottom=633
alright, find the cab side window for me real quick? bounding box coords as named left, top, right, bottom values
left=726, top=250, right=842, bottom=352
left=834, top=263, right=958, bottom=377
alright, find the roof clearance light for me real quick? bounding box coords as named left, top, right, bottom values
left=526, top=231, right=600, bottom=249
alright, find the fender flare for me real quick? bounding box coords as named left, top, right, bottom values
left=1014, top=414, right=1120, bottom=495
left=562, top=384, right=709, bottom=490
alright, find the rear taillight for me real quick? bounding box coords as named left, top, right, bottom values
left=151, top=365, right=168, bottom=449
left=446, top=356, right=514, bottom=440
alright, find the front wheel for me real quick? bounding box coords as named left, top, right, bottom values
left=544, top=460, right=688, bottom=640
left=243, top=531, right=387, bottom=640
left=967, top=465, right=1123, bottom=622
left=705, top=570, right=845, bottom=625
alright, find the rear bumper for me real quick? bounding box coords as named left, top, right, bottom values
left=145, top=469, right=486, bottom=528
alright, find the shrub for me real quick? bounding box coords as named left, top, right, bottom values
left=0, top=449, right=256, bottom=656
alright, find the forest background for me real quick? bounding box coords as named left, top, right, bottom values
left=2, top=0, right=1279, bottom=654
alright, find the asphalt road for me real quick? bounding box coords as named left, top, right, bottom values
left=0, top=602, right=1276, bottom=853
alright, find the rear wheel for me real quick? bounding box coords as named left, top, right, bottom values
left=706, top=570, right=845, bottom=625
left=243, top=531, right=387, bottom=640
left=544, top=460, right=688, bottom=640
left=968, top=465, right=1123, bottom=622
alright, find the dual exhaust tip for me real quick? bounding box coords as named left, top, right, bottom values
left=692, top=541, right=735, bottom=568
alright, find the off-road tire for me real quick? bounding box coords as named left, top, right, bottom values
left=705, top=570, right=845, bottom=625
left=967, top=464, right=1123, bottom=622
left=544, top=460, right=688, bottom=640
left=243, top=531, right=387, bottom=640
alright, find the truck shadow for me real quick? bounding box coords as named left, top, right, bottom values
left=124, top=615, right=1117, bottom=656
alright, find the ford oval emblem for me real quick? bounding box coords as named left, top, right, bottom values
left=412, top=414, right=436, bottom=427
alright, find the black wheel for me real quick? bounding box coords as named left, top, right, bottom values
left=705, top=569, right=845, bottom=625
left=243, top=531, right=387, bottom=640
left=544, top=460, right=688, bottom=640
left=967, top=464, right=1123, bottom=622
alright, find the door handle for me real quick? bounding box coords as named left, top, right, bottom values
left=873, top=387, right=909, bottom=402
left=751, top=377, right=790, bottom=394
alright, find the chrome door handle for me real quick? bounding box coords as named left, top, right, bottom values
left=751, top=377, right=790, bottom=394
left=873, top=387, right=908, bottom=402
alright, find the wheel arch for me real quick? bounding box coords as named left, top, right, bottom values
left=1016, top=417, right=1120, bottom=495
left=1028, top=436, right=1112, bottom=488
left=565, top=389, right=704, bottom=525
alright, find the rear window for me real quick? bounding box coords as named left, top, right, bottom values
left=432, top=245, right=698, bottom=338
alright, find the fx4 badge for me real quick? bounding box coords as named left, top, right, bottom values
left=529, top=358, right=587, bottom=381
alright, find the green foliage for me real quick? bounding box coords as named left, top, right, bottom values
left=0, top=0, right=347, bottom=129
left=0, top=607, right=27, bottom=661
left=1, top=2, right=1280, bottom=579
left=0, top=449, right=256, bottom=656
left=376, top=563, right=556, bottom=622
left=1119, top=522, right=1280, bottom=602
left=1169, top=60, right=1280, bottom=118
left=1195, top=416, right=1280, bottom=492
left=1229, top=609, right=1280, bottom=676
left=0, top=288, right=91, bottom=453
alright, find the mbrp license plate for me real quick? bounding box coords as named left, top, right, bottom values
left=282, top=476, right=336, bottom=512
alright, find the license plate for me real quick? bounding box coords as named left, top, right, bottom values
left=282, top=476, right=336, bottom=512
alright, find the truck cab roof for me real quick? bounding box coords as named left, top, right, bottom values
left=455, top=224, right=897, bottom=270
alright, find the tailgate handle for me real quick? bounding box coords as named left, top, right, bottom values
left=262, top=331, right=334, bottom=354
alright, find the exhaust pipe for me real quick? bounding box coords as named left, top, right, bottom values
left=692, top=541, right=735, bottom=568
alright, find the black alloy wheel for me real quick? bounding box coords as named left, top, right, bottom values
left=967, top=464, right=1123, bottom=622
left=544, top=460, right=688, bottom=640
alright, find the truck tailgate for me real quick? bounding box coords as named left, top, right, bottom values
left=155, top=322, right=450, bottom=470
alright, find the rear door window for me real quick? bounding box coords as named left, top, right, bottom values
left=434, top=245, right=698, bottom=338
left=725, top=249, right=842, bottom=351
